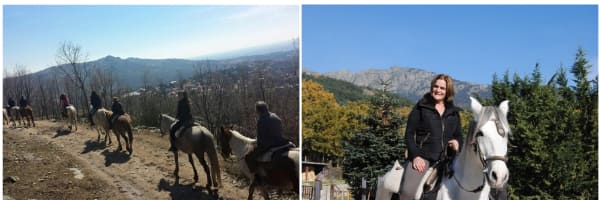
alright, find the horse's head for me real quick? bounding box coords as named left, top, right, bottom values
left=158, top=114, right=172, bottom=137
left=218, top=126, right=233, bottom=159
left=469, top=97, right=510, bottom=189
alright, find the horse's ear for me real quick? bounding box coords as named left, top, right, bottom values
left=499, top=100, right=509, bottom=116
left=470, top=96, right=483, bottom=118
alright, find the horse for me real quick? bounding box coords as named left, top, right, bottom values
left=3, top=108, right=9, bottom=125
left=19, top=106, right=35, bottom=127
left=110, top=113, right=134, bottom=154
left=159, top=114, right=221, bottom=189
left=219, top=126, right=299, bottom=200
left=375, top=97, right=510, bottom=200
left=8, top=106, right=22, bottom=128
left=92, top=108, right=113, bottom=144
left=65, top=105, right=78, bottom=131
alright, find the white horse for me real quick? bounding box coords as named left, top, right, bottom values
left=376, top=97, right=510, bottom=200
left=219, top=126, right=299, bottom=200
left=66, top=105, right=78, bottom=131
left=3, top=108, right=8, bottom=125
left=92, top=108, right=113, bottom=144
left=9, top=106, right=22, bottom=128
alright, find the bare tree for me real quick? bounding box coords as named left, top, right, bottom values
left=55, top=41, right=92, bottom=113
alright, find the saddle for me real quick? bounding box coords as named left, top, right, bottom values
left=256, top=142, right=296, bottom=162
left=173, top=121, right=201, bottom=139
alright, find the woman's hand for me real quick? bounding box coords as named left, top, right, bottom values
left=412, top=156, right=427, bottom=173
left=448, top=139, right=459, bottom=152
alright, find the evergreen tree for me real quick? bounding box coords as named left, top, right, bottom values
left=342, top=81, right=406, bottom=199
left=488, top=49, right=597, bottom=199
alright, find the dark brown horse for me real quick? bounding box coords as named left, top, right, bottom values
left=19, top=106, right=35, bottom=127
left=219, top=126, right=299, bottom=200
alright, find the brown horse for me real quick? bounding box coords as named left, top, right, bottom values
left=219, top=126, right=299, bottom=200
left=108, top=112, right=133, bottom=154
left=19, top=106, right=35, bottom=127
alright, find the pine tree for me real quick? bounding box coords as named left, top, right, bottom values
left=342, top=81, right=406, bottom=199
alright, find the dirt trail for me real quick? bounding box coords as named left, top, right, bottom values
left=3, top=120, right=297, bottom=200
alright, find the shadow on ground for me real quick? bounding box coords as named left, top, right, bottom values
left=52, top=129, right=72, bottom=138
left=81, top=140, right=108, bottom=154
left=101, top=149, right=131, bottom=167
left=158, top=178, right=220, bottom=200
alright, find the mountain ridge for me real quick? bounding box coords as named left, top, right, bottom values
left=304, top=66, right=491, bottom=108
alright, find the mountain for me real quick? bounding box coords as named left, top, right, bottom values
left=191, top=40, right=297, bottom=60
left=31, top=50, right=297, bottom=89
left=305, top=66, right=491, bottom=108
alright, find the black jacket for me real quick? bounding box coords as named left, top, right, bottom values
left=8, top=98, right=15, bottom=107
left=405, top=93, right=463, bottom=162
left=256, top=112, right=288, bottom=152
left=91, top=93, right=102, bottom=108
left=19, top=98, right=28, bottom=107
left=176, top=98, right=193, bottom=121
left=111, top=101, right=125, bottom=115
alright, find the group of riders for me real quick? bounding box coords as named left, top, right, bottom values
left=7, top=90, right=291, bottom=175
left=5, top=95, right=30, bottom=116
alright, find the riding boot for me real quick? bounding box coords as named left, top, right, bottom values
left=89, top=113, right=95, bottom=126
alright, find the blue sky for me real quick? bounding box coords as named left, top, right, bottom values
left=303, top=5, right=598, bottom=84
left=3, top=5, right=299, bottom=73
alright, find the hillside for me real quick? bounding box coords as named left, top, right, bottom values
left=303, top=73, right=413, bottom=106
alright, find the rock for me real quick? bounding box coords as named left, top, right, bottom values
left=4, top=176, right=19, bottom=183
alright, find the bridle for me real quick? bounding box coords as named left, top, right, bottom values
left=454, top=110, right=509, bottom=193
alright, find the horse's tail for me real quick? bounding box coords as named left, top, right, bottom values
left=207, top=136, right=222, bottom=188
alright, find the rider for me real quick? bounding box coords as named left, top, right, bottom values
left=109, top=97, right=125, bottom=129
left=59, top=94, right=70, bottom=117
left=89, top=91, right=102, bottom=126
left=400, top=74, right=463, bottom=199
left=7, top=97, right=16, bottom=117
left=244, top=101, right=289, bottom=173
left=19, top=95, right=29, bottom=108
left=169, top=91, right=193, bottom=152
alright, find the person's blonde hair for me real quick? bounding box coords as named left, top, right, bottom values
left=430, top=74, right=455, bottom=102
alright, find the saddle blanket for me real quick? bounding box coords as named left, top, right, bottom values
left=257, top=143, right=296, bottom=162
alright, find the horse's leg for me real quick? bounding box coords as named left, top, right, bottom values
left=106, top=129, right=112, bottom=145
left=114, top=129, right=123, bottom=152
left=173, top=151, right=180, bottom=184
left=126, top=124, right=133, bottom=154
left=248, top=177, right=258, bottom=200
left=259, top=176, right=270, bottom=200
left=196, top=153, right=211, bottom=188
left=188, top=153, right=199, bottom=183
left=29, top=112, right=34, bottom=127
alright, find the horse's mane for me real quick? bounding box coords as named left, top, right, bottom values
left=467, top=106, right=511, bottom=144
left=229, top=129, right=256, bottom=144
